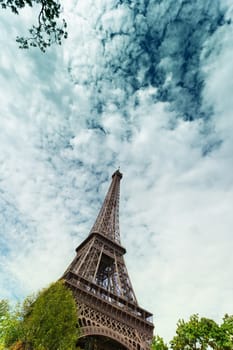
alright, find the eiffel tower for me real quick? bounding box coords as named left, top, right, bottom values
left=63, top=170, right=154, bottom=350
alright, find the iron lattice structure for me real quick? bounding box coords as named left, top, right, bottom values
left=63, top=170, right=154, bottom=350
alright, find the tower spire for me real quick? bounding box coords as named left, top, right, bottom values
left=90, top=169, right=122, bottom=244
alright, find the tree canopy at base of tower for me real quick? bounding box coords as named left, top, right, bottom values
left=170, top=314, right=233, bottom=350
left=151, top=335, right=168, bottom=350
left=0, top=281, right=79, bottom=350
left=151, top=313, right=233, bottom=350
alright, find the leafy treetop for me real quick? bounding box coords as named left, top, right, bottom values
left=170, top=314, right=233, bottom=350
left=0, top=281, right=79, bottom=350
left=0, top=0, right=67, bottom=51
left=151, top=335, right=168, bottom=350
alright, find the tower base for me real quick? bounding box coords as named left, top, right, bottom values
left=77, top=335, right=127, bottom=350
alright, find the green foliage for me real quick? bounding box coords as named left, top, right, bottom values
left=170, top=314, right=233, bottom=350
left=151, top=335, right=168, bottom=350
left=22, top=280, right=78, bottom=350
left=218, top=314, right=233, bottom=350
left=0, top=300, right=23, bottom=348
left=0, top=299, right=9, bottom=318
left=0, top=0, right=67, bottom=51
left=0, top=281, right=79, bottom=350
left=0, top=300, right=9, bottom=345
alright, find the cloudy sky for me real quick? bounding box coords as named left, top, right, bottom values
left=0, top=0, right=233, bottom=343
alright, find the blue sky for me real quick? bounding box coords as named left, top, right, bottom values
left=0, top=0, right=233, bottom=342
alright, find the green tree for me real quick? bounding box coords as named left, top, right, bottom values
left=0, top=0, right=67, bottom=51
left=0, top=281, right=79, bottom=350
left=0, top=299, right=9, bottom=348
left=0, top=299, right=9, bottom=318
left=151, top=335, right=168, bottom=350
left=0, top=299, right=22, bottom=349
left=170, top=314, right=233, bottom=350
left=217, top=314, right=233, bottom=350
left=22, top=280, right=78, bottom=350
